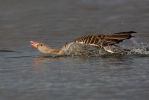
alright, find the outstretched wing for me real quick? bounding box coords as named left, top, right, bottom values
left=74, top=31, right=136, bottom=47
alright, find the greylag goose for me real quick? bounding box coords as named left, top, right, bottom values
left=30, top=31, right=136, bottom=55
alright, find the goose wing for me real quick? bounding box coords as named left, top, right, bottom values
left=74, top=31, right=136, bottom=47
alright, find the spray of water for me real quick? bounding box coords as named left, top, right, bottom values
left=65, top=39, right=149, bottom=57
left=122, top=38, right=149, bottom=55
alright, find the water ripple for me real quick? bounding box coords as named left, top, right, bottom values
left=0, top=49, right=15, bottom=52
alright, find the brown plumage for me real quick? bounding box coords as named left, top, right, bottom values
left=75, top=31, right=136, bottom=47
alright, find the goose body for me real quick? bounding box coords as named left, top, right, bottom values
left=30, top=31, right=136, bottom=55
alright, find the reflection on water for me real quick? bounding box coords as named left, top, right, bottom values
left=32, top=56, right=62, bottom=70
left=32, top=54, right=132, bottom=70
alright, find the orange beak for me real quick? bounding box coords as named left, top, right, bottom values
left=30, top=41, right=39, bottom=48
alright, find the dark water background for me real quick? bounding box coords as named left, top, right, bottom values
left=0, top=0, right=149, bottom=100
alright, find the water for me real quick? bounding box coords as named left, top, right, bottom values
left=0, top=0, right=149, bottom=100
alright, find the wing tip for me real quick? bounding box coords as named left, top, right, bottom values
left=115, top=31, right=137, bottom=34
left=126, top=31, right=137, bottom=33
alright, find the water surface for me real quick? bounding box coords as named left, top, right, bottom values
left=0, top=0, right=149, bottom=100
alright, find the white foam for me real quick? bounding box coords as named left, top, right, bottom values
left=123, top=39, right=149, bottom=55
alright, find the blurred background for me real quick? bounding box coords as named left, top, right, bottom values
left=0, top=0, right=148, bottom=50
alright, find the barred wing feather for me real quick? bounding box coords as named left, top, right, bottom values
left=74, top=31, right=136, bottom=47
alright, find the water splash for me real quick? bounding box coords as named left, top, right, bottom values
left=63, top=39, right=149, bottom=57
left=122, top=39, right=149, bottom=55
left=64, top=43, right=108, bottom=56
